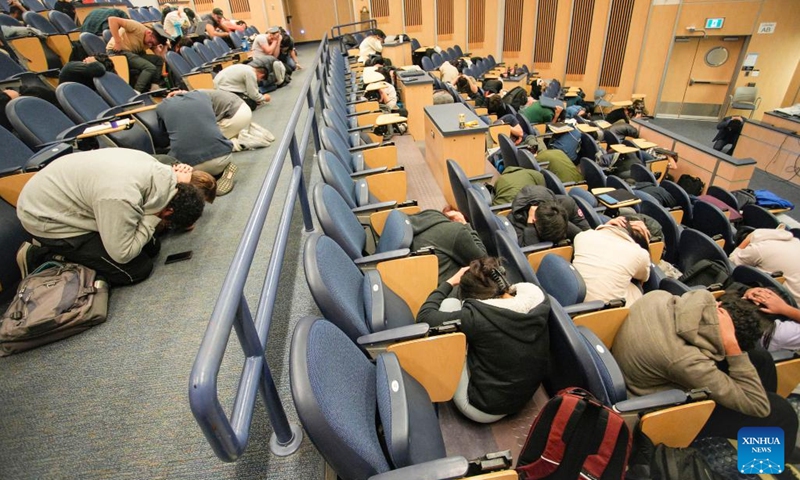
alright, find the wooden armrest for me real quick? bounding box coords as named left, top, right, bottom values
left=370, top=206, right=421, bottom=236
left=573, top=307, right=629, bottom=349
left=527, top=245, right=573, bottom=271
left=362, top=145, right=398, bottom=169
left=115, top=104, right=158, bottom=116
left=776, top=357, right=800, bottom=397
left=364, top=171, right=408, bottom=203
left=357, top=112, right=382, bottom=127
left=474, top=107, right=488, bottom=116
left=565, top=183, right=589, bottom=192
left=669, top=209, right=684, bottom=224
left=470, top=471, right=519, bottom=479
left=354, top=100, right=380, bottom=113
left=0, top=172, right=36, bottom=207
left=76, top=120, right=135, bottom=138
left=639, top=400, right=715, bottom=448
left=488, top=124, right=512, bottom=145
left=376, top=254, right=438, bottom=317
left=649, top=241, right=665, bottom=263
left=386, top=332, right=466, bottom=402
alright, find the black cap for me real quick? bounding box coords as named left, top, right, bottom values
left=150, top=23, right=170, bottom=46
left=212, top=7, right=224, bottom=15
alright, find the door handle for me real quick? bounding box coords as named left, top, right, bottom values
left=689, top=78, right=729, bottom=86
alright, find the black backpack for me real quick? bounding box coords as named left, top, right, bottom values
left=516, top=388, right=632, bottom=479
left=503, top=86, right=529, bottom=111
left=677, top=174, right=705, bottom=196
left=626, top=423, right=725, bottom=480
left=678, top=259, right=730, bottom=288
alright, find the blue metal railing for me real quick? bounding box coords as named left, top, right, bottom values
left=188, top=36, right=329, bottom=461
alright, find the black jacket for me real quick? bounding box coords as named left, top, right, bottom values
left=408, top=210, right=487, bottom=283
left=509, top=185, right=590, bottom=246
left=416, top=282, right=550, bottom=415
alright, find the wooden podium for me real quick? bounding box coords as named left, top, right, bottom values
left=397, top=71, right=434, bottom=141
left=424, top=104, right=489, bottom=208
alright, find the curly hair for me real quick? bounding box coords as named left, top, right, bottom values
left=718, top=292, right=775, bottom=351
left=166, top=183, right=205, bottom=231
left=459, top=257, right=515, bottom=300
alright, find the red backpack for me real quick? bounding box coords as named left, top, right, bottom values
left=516, top=388, right=632, bottom=480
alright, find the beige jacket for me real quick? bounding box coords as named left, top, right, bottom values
left=729, top=228, right=800, bottom=304
left=613, top=290, right=770, bottom=417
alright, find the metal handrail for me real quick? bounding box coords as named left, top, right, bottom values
left=188, top=36, right=328, bottom=461
left=330, top=19, right=377, bottom=40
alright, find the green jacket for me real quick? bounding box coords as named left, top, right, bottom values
left=538, top=150, right=584, bottom=183
left=520, top=101, right=554, bottom=124
left=492, top=167, right=545, bottom=206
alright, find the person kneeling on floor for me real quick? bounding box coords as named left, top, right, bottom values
left=16, top=149, right=206, bottom=286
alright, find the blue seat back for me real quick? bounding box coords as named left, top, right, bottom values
left=311, top=182, right=365, bottom=259
left=453, top=44, right=463, bottom=57
left=47, top=10, right=78, bottom=34
left=93, top=72, right=142, bottom=105
left=0, top=13, right=22, bottom=27
left=742, top=204, right=781, bottom=230
left=193, top=42, right=216, bottom=63
left=180, top=45, right=204, bottom=68
left=410, top=38, right=420, bottom=51
left=0, top=125, right=33, bottom=175
left=676, top=228, right=730, bottom=275
left=420, top=56, right=434, bottom=72
left=376, top=210, right=412, bottom=254
left=431, top=52, right=443, bottom=67
left=302, top=235, right=371, bottom=340
left=23, top=11, right=57, bottom=34
left=516, top=149, right=539, bottom=171
left=466, top=188, right=506, bottom=257
left=79, top=32, right=107, bottom=56
left=166, top=50, right=192, bottom=76
left=0, top=48, right=25, bottom=79
left=21, top=0, right=46, bottom=11
left=544, top=298, right=628, bottom=405
left=660, top=180, right=693, bottom=225
left=537, top=253, right=585, bottom=306
left=0, top=199, right=29, bottom=302
left=570, top=192, right=606, bottom=230
left=212, top=37, right=231, bottom=55
left=579, top=157, right=606, bottom=190
left=289, top=317, right=389, bottom=479
left=628, top=163, right=657, bottom=185
left=706, top=185, right=739, bottom=211
left=6, top=96, right=75, bottom=149
left=102, top=29, right=112, bottom=43
left=498, top=134, right=519, bottom=169
left=692, top=200, right=734, bottom=254
left=319, top=127, right=355, bottom=173
left=541, top=169, right=567, bottom=196
left=494, top=229, right=540, bottom=286
left=640, top=199, right=681, bottom=264
left=127, top=8, right=145, bottom=22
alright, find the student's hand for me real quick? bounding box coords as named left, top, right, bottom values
left=628, top=220, right=650, bottom=242
left=447, top=266, right=469, bottom=286
left=83, top=56, right=96, bottom=64
left=606, top=216, right=628, bottom=228
left=744, top=287, right=790, bottom=316
left=527, top=205, right=538, bottom=224
left=717, top=304, right=742, bottom=356
left=172, top=163, right=193, bottom=183
left=167, top=89, right=188, bottom=98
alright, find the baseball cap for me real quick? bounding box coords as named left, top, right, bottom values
left=212, top=8, right=224, bottom=15
left=267, top=26, right=280, bottom=34
left=149, top=23, right=170, bottom=45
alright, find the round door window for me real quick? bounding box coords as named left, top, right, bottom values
left=705, top=46, right=729, bottom=67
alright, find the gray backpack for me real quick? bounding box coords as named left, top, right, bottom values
left=0, top=262, right=109, bottom=356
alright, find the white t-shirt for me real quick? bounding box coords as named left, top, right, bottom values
left=358, top=36, right=383, bottom=63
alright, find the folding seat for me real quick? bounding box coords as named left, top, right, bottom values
left=671, top=228, right=731, bottom=283
left=212, top=37, right=237, bottom=57
left=705, top=185, right=739, bottom=211
left=0, top=124, right=72, bottom=176
left=579, top=157, right=607, bottom=190
left=430, top=52, right=443, bottom=68
left=452, top=44, right=462, bottom=57
left=465, top=188, right=516, bottom=258
left=411, top=37, right=421, bottom=51
left=193, top=41, right=227, bottom=64
left=660, top=179, right=693, bottom=225
left=303, top=234, right=438, bottom=343
left=21, top=0, right=46, bottom=12
left=146, top=6, right=160, bottom=21
left=692, top=199, right=735, bottom=253
left=0, top=46, right=57, bottom=89
left=541, top=168, right=576, bottom=196
left=515, top=149, right=539, bottom=171
left=290, top=316, right=512, bottom=479
left=317, top=150, right=409, bottom=211
left=320, top=126, right=397, bottom=172
left=640, top=199, right=682, bottom=265
left=93, top=72, right=169, bottom=149
left=568, top=189, right=609, bottom=229
left=742, top=204, right=781, bottom=229
left=445, top=47, right=456, bottom=62
left=628, top=162, right=658, bottom=185
left=445, top=159, right=499, bottom=223
left=2, top=13, right=63, bottom=73
left=578, top=132, right=604, bottom=161
left=47, top=10, right=80, bottom=40
left=321, top=108, right=380, bottom=149
left=55, top=82, right=155, bottom=153
left=497, top=134, right=520, bottom=169
left=79, top=32, right=129, bottom=83
left=127, top=8, right=145, bottom=23
left=42, top=0, right=56, bottom=9
left=165, top=51, right=213, bottom=90
left=102, top=29, right=112, bottom=43
left=420, top=56, right=434, bottom=72
left=545, top=298, right=715, bottom=447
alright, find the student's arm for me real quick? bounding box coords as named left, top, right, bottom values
left=244, top=70, right=264, bottom=103
left=632, top=248, right=651, bottom=282
left=415, top=283, right=461, bottom=326
left=451, top=225, right=488, bottom=266
left=107, top=16, right=129, bottom=52
left=728, top=234, right=759, bottom=266
left=205, top=22, right=230, bottom=38
left=745, top=288, right=800, bottom=322
left=94, top=198, right=161, bottom=264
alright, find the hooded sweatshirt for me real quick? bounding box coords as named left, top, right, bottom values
left=491, top=167, right=545, bottom=206
left=416, top=282, right=550, bottom=415
left=613, top=290, right=770, bottom=417
left=509, top=185, right=590, bottom=246
left=729, top=228, right=800, bottom=304
left=17, top=150, right=176, bottom=264
left=407, top=210, right=487, bottom=283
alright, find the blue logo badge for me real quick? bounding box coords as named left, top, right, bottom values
left=738, top=427, right=784, bottom=474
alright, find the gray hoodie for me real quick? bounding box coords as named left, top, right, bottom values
left=17, top=149, right=176, bottom=264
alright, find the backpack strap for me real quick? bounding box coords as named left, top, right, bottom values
left=522, top=393, right=587, bottom=478
left=581, top=407, right=626, bottom=479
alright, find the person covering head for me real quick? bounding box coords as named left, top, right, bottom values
left=212, top=7, right=224, bottom=16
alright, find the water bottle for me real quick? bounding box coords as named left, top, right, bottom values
left=241, top=37, right=249, bottom=52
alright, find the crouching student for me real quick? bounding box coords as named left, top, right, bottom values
left=416, top=257, right=550, bottom=423
left=613, top=290, right=797, bottom=459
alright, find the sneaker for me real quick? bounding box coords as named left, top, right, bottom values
left=249, top=123, right=276, bottom=142
left=16, top=241, right=42, bottom=278
left=216, top=163, right=238, bottom=196
left=231, top=138, right=243, bottom=152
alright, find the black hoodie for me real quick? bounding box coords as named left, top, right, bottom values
left=416, top=282, right=550, bottom=415
left=509, top=185, right=589, bottom=246
left=408, top=210, right=487, bottom=283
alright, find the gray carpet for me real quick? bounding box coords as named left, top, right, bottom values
left=0, top=44, right=324, bottom=479
left=650, top=117, right=800, bottom=222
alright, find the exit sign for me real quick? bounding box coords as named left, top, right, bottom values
left=705, top=18, right=725, bottom=29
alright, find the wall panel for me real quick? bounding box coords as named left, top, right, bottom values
left=503, top=0, right=536, bottom=65
left=373, top=0, right=405, bottom=40
left=503, top=0, right=524, bottom=53
left=565, top=0, right=609, bottom=100
left=598, top=0, right=635, bottom=88
left=403, top=0, right=435, bottom=46
left=468, top=0, right=498, bottom=58
left=612, top=0, right=651, bottom=100
left=437, top=0, right=466, bottom=48
left=287, top=0, right=337, bottom=41
left=566, top=0, right=595, bottom=76
left=534, top=0, right=571, bottom=80
left=633, top=4, right=678, bottom=112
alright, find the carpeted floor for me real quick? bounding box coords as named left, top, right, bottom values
left=0, top=44, right=325, bottom=480
left=650, top=117, right=800, bottom=222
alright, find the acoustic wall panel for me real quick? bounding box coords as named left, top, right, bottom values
left=534, top=0, right=558, bottom=63
left=566, top=0, right=595, bottom=75
left=599, top=0, right=635, bottom=87
left=468, top=0, right=485, bottom=43
left=230, top=0, right=250, bottom=15
left=405, top=0, right=422, bottom=26
left=194, top=0, right=214, bottom=13
left=438, top=0, right=454, bottom=35
left=503, top=0, right=524, bottom=52
left=371, top=0, right=390, bottom=17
